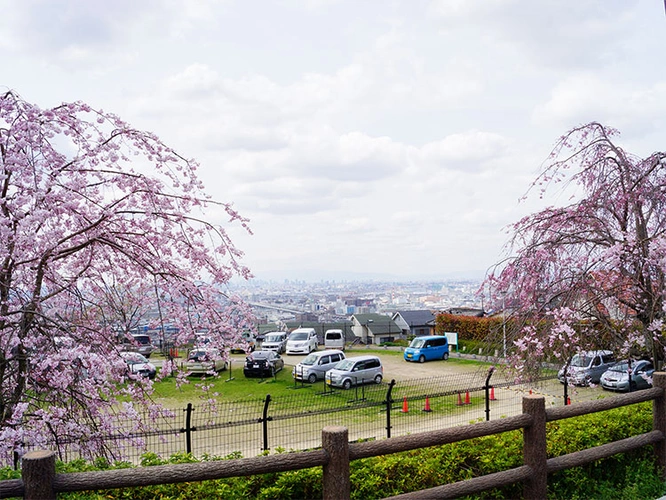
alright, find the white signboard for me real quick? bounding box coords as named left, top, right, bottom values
left=444, top=332, right=458, bottom=351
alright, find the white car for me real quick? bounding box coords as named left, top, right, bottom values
left=121, top=351, right=157, bottom=379
left=186, top=348, right=227, bottom=375
left=286, top=328, right=318, bottom=355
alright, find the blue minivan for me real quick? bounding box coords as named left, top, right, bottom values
left=404, top=335, right=449, bottom=363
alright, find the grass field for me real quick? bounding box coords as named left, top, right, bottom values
left=149, top=349, right=489, bottom=405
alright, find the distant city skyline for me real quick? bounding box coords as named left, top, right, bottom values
left=236, top=268, right=488, bottom=284
left=3, top=2, right=665, bottom=280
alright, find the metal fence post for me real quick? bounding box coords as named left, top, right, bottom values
left=322, top=426, right=350, bottom=500
left=522, top=395, right=547, bottom=500
left=385, top=379, right=396, bottom=439
left=22, top=450, right=56, bottom=500
left=652, top=372, right=666, bottom=478
left=484, top=366, right=495, bottom=421
left=181, top=403, right=195, bottom=454
left=261, top=394, right=272, bottom=452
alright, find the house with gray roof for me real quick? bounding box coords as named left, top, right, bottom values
left=391, top=310, right=436, bottom=337
left=350, top=313, right=401, bottom=345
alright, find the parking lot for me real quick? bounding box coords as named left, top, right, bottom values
left=229, top=346, right=604, bottom=404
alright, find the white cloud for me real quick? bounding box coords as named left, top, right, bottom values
left=420, top=131, right=510, bottom=172
left=534, top=75, right=666, bottom=134
left=3, top=0, right=665, bottom=280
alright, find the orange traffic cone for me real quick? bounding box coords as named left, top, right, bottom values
left=456, top=392, right=464, bottom=406
left=423, top=396, right=432, bottom=412
left=401, top=396, right=409, bottom=413
left=464, top=390, right=471, bottom=405
left=489, top=386, right=497, bottom=401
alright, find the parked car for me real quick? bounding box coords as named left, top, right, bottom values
left=325, top=355, right=383, bottom=390
left=557, top=350, right=615, bottom=386
left=243, top=350, right=285, bottom=378
left=293, top=349, right=346, bottom=383
left=261, top=332, right=288, bottom=353
left=324, top=329, right=345, bottom=351
left=286, top=328, right=318, bottom=355
left=404, top=335, right=449, bottom=363
left=600, top=359, right=655, bottom=392
left=120, top=334, right=156, bottom=358
left=121, top=351, right=157, bottom=379
left=186, top=348, right=227, bottom=375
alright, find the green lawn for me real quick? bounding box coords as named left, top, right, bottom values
left=149, top=349, right=490, bottom=406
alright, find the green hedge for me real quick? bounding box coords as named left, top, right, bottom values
left=435, top=313, right=503, bottom=342
left=2, top=403, right=664, bottom=499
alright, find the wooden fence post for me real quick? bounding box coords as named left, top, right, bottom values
left=322, top=426, right=350, bottom=500
left=22, top=450, right=56, bottom=500
left=653, top=372, right=666, bottom=478
left=522, top=395, right=547, bottom=500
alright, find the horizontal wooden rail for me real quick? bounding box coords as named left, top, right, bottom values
left=385, top=465, right=533, bottom=500
left=546, top=387, right=660, bottom=422
left=349, top=413, right=532, bottom=460
left=0, top=479, right=22, bottom=498
left=55, top=449, right=328, bottom=494
left=546, top=430, right=664, bottom=473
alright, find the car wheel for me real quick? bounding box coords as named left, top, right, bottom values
left=419, top=355, right=425, bottom=363
left=342, top=379, right=352, bottom=390
left=374, top=374, right=383, bottom=384
left=443, top=352, right=449, bottom=361
left=308, top=373, right=317, bottom=384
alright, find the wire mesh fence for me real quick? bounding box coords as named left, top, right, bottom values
left=3, top=370, right=570, bottom=467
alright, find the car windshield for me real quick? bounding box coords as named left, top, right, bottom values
left=265, top=335, right=282, bottom=342
left=123, top=353, right=147, bottom=364
left=290, top=332, right=307, bottom=340
left=301, top=354, right=318, bottom=366
left=410, top=339, right=425, bottom=349
left=335, top=359, right=354, bottom=371
left=188, top=349, right=215, bottom=361
left=570, top=354, right=593, bottom=367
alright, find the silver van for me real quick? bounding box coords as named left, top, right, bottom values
left=261, top=332, right=288, bottom=353
left=325, top=355, right=383, bottom=390
left=558, top=350, right=615, bottom=386
left=324, top=329, right=345, bottom=351
left=121, top=334, right=156, bottom=358
left=293, top=349, right=346, bottom=383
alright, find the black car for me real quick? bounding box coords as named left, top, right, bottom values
left=243, top=350, right=284, bottom=378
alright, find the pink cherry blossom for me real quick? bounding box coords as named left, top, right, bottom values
left=0, top=91, right=254, bottom=461
left=484, top=122, right=666, bottom=378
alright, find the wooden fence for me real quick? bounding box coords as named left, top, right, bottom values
left=3, top=372, right=666, bottom=500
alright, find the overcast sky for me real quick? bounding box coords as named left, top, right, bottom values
left=2, top=0, right=665, bottom=282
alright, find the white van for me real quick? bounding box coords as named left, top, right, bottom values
left=293, top=349, right=346, bottom=383
left=324, top=329, right=345, bottom=351
left=286, top=328, right=318, bottom=355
